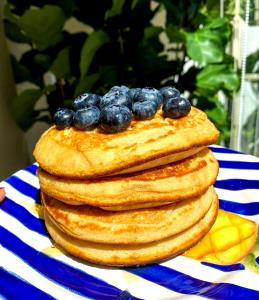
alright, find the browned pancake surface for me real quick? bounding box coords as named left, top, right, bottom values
left=38, top=148, right=219, bottom=208
left=44, top=194, right=218, bottom=266
left=42, top=187, right=216, bottom=244
left=34, top=107, right=219, bottom=178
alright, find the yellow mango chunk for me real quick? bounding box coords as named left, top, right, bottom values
left=184, top=209, right=257, bottom=264
left=214, top=237, right=255, bottom=264
left=211, top=226, right=240, bottom=251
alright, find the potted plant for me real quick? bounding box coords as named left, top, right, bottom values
left=3, top=0, right=240, bottom=145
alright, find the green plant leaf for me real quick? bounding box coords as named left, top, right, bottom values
left=10, top=54, right=45, bottom=87
left=4, top=3, right=19, bottom=24
left=11, top=88, right=44, bottom=130
left=144, top=26, right=163, bottom=41
left=197, top=64, right=240, bottom=93
left=63, top=98, right=74, bottom=107
left=206, top=0, right=222, bottom=18
left=135, top=43, right=177, bottom=86
left=186, top=17, right=231, bottom=65
left=161, top=1, right=184, bottom=26
left=18, top=5, right=66, bottom=50
left=206, top=0, right=236, bottom=18
left=206, top=17, right=231, bottom=43
left=75, top=73, right=100, bottom=96
left=50, top=47, right=71, bottom=79
left=165, top=25, right=186, bottom=43
left=10, top=55, right=32, bottom=84
left=131, top=0, right=139, bottom=10
left=57, top=0, right=75, bottom=17
left=4, top=20, right=31, bottom=43
left=105, top=0, right=125, bottom=19
left=206, top=105, right=228, bottom=126
left=80, top=30, right=110, bottom=79
left=243, top=253, right=259, bottom=274
left=205, top=100, right=231, bottom=144
left=242, top=229, right=259, bottom=274
left=99, top=65, right=119, bottom=86
left=34, top=53, right=51, bottom=69
left=142, top=26, right=164, bottom=53
left=186, top=30, right=223, bottom=65
left=206, top=17, right=228, bottom=29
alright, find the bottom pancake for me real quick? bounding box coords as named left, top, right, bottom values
left=44, top=195, right=218, bottom=266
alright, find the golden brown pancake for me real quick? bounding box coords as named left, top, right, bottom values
left=37, top=148, right=219, bottom=209
left=113, top=147, right=204, bottom=174
left=42, top=187, right=216, bottom=244
left=44, top=193, right=218, bottom=266
left=34, top=107, right=219, bottom=178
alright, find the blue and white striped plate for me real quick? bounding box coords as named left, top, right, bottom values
left=1, top=145, right=259, bottom=300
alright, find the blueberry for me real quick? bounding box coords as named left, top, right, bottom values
left=128, top=88, right=141, bottom=101
left=99, top=90, right=132, bottom=110
left=135, top=87, right=162, bottom=109
left=99, top=93, right=114, bottom=108
left=110, top=85, right=129, bottom=93
left=74, top=107, right=100, bottom=130
left=133, top=101, right=157, bottom=120
left=160, top=86, right=180, bottom=104
left=54, top=108, right=74, bottom=129
left=163, top=97, right=191, bottom=118
left=100, top=105, right=132, bottom=133
left=73, top=93, right=101, bottom=110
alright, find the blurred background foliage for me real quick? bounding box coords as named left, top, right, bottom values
left=4, top=0, right=241, bottom=145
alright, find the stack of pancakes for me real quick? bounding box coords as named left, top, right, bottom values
left=34, top=107, right=219, bottom=266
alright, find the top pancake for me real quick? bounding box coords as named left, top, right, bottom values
left=34, top=107, right=219, bottom=178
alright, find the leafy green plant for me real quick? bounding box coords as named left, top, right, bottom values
left=4, top=0, right=240, bottom=144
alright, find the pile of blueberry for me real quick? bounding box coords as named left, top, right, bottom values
left=54, top=86, right=191, bottom=133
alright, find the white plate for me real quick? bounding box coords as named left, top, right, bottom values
left=1, top=146, right=259, bottom=300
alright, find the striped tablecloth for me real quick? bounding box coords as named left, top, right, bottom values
left=1, top=145, right=259, bottom=300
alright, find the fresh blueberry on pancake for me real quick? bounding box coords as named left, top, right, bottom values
left=100, top=105, right=132, bottom=133
left=74, top=107, right=100, bottom=130
left=163, top=96, right=191, bottom=118
left=52, top=85, right=193, bottom=133
left=133, top=100, right=157, bottom=120
left=160, top=86, right=180, bottom=104
left=53, top=108, right=74, bottom=129
left=100, top=90, right=133, bottom=110
left=135, top=87, right=163, bottom=109
left=109, top=85, right=130, bottom=93
left=128, top=87, right=141, bottom=101
left=73, top=93, right=101, bottom=110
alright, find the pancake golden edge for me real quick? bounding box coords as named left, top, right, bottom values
left=44, top=193, right=219, bottom=267
left=114, top=146, right=203, bottom=175
left=34, top=107, right=219, bottom=178
left=42, top=187, right=215, bottom=244
left=38, top=148, right=219, bottom=209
